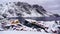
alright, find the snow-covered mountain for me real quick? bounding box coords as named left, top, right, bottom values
left=0, top=1, right=50, bottom=18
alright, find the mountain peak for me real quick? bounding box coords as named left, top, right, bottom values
left=0, top=1, right=47, bottom=18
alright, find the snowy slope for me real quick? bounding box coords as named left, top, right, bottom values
left=0, top=31, right=51, bottom=34
left=0, top=1, right=49, bottom=18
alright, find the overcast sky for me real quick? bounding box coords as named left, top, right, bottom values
left=0, top=0, right=60, bottom=15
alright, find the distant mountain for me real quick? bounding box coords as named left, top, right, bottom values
left=0, top=1, right=60, bottom=19
left=0, top=1, right=48, bottom=19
